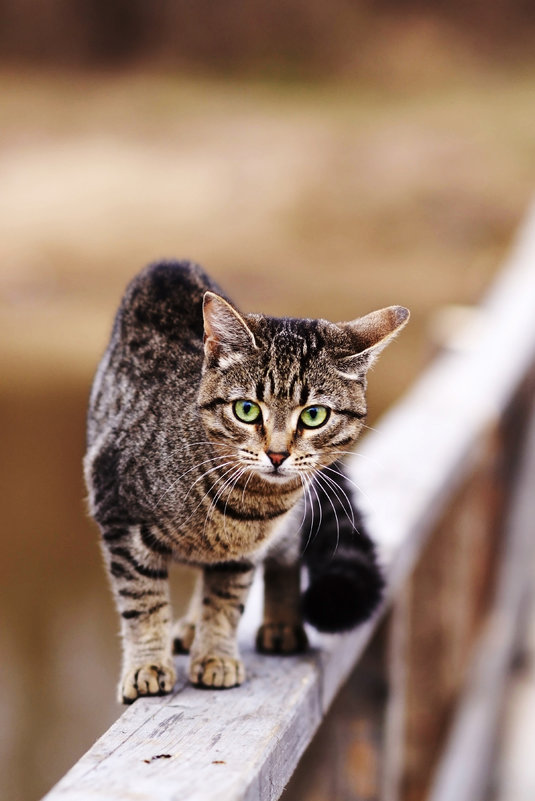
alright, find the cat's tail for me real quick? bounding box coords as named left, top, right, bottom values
left=301, top=461, right=384, bottom=633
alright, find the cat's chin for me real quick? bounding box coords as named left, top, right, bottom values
left=256, top=469, right=298, bottom=486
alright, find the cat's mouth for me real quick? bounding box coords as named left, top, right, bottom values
left=259, top=451, right=293, bottom=481
left=256, top=463, right=302, bottom=485
left=263, top=467, right=291, bottom=481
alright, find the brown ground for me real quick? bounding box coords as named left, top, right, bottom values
left=1, top=64, right=534, bottom=801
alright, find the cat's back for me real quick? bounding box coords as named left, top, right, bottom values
left=116, top=259, right=223, bottom=346
left=85, top=260, right=225, bottom=522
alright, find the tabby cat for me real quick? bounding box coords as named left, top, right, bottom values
left=84, top=260, right=408, bottom=703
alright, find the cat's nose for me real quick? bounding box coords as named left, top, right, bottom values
left=266, top=450, right=290, bottom=468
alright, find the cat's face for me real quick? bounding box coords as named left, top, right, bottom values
left=198, top=294, right=408, bottom=485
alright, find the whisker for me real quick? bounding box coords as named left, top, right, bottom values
left=203, top=465, right=243, bottom=525
left=328, top=447, right=388, bottom=472
left=148, top=439, right=237, bottom=475
left=182, top=459, right=238, bottom=503
left=313, top=476, right=341, bottom=559
left=314, top=469, right=356, bottom=531
left=221, top=466, right=250, bottom=537
left=300, top=475, right=319, bottom=556
left=153, top=455, right=235, bottom=510
left=177, top=462, right=242, bottom=531
left=240, top=468, right=255, bottom=506
left=360, top=422, right=379, bottom=434
left=321, top=462, right=377, bottom=513
left=202, top=465, right=245, bottom=540
left=296, top=476, right=309, bottom=535
left=308, top=479, right=325, bottom=549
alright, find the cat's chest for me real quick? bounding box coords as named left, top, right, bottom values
left=150, top=454, right=304, bottom=564
left=168, top=494, right=299, bottom=565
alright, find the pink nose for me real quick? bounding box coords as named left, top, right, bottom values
left=266, top=450, right=289, bottom=467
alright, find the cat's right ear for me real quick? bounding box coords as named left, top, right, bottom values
left=202, top=292, right=258, bottom=363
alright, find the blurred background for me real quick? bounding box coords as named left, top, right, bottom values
left=1, top=2, right=534, bottom=800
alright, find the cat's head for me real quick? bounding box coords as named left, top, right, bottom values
left=197, top=293, right=408, bottom=484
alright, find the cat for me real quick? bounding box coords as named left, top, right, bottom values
left=84, top=260, right=409, bottom=703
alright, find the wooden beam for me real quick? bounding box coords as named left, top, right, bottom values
left=42, top=201, right=535, bottom=801
left=427, top=396, right=535, bottom=801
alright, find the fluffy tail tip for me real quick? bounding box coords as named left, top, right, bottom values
left=302, top=560, right=384, bottom=633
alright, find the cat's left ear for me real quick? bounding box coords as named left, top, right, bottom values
left=337, top=306, right=410, bottom=374
left=203, top=292, right=258, bottom=363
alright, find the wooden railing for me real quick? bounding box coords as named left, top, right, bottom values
left=43, top=203, right=535, bottom=801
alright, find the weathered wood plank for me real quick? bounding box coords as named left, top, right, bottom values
left=43, top=637, right=323, bottom=801
left=42, top=201, right=535, bottom=801
left=427, top=395, right=535, bottom=801
left=401, top=427, right=504, bottom=801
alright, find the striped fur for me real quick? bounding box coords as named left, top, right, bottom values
left=84, top=260, right=408, bottom=702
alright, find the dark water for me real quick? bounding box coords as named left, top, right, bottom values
left=1, top=379, right=121, bottom=801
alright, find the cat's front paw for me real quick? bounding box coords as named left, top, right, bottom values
left=120, top=661, right=176, bottom=704
left=189, top=655, right=245, bottom=688
left=256, top=622, right=308, bottom=654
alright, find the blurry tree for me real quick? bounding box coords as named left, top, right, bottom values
left=80, top=0, right=151, bottom=63
left=0, top=0, right=533, bottom=69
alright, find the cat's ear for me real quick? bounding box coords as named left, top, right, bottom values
left=203, top=292, right=257, bottom=362
left=337, top=306, right=409, bottom=374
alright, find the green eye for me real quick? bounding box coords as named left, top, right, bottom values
left=233, top=399, right=262, bottom=424
left=299, top=405, right=330, bottom=429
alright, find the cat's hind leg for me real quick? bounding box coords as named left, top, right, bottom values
left=256, top=558, right=308, bottom=654
left=172, top=569, right=202, bottom=654
left=101, top=523, right=176, bottom=704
